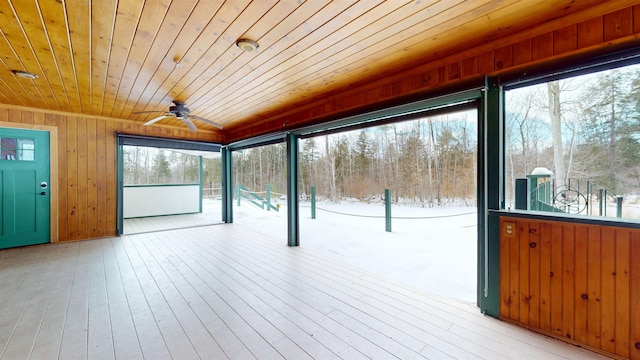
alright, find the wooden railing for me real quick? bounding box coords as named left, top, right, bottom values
left=235, top=183, right=279, bottom=212
left=499, top=217, right=640, bottom=359
left=517, top=175, right=623, bottom=218
left=531, top=177, right=623, bottom=217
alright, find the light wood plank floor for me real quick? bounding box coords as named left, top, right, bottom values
left=0, top=225, right=609, bottom=359
left=123, top=200, right=222, bottom=234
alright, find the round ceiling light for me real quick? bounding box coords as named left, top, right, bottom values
left=12, top=70, right=38, bottom=79
left=236, top=39, right=259, bottom=52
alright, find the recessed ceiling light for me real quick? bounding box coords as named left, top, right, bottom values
left=11, top=70, right=38, bottom=79
left=236, top=39, right=259, bottom=52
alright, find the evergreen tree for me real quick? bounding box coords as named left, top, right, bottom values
left=333, top=135, right=350, bottom=198
left=579, top=69, right=640, bottom=192
left=153, top=149, right=171, bottom=183
left=300, top=138, right=318, bottom=196
left=354, top=130, right=371, bottom=178
left=183, top=155, right=200, bottom=183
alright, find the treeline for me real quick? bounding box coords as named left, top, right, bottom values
left=123, top=147, right=221, bottom=187
left=233, top=113, right=478, bottom=206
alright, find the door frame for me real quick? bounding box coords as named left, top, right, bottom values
left=1, top=122, right=58, bottom=243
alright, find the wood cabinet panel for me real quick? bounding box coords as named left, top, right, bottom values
left=616, top=230, right=631, bottom=358
left=519, top=221, right=531, bottom=325
left=587, top=226, right=602, bottom=349
left=601, top=228, right=617, bottom=353
left=549, top=223, right=563, bottom=336
left=574, top=226, right=589, bottom=344
left=630, top=232, right=640, bottom=360
left=562, top=225, right=575, bottom=341
left=538, top=222, right=552, bottom=332
left=500, top=217, right=640, bottom=359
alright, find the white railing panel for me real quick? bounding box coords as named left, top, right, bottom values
left=124, top=185, right=200, bottom=218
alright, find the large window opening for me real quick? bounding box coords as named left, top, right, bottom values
left=293, top=108, right=479, bottom=302
left=219, top=95, right=483, bottom=302
left=231, top=142, right=288, bottom=237
left=505, top=63, right=640, bottom=221
left=119, top=141, right=222, bottom=234
left=226, top=105, right=480, bottom=302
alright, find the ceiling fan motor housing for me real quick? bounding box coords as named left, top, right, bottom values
left=140, top=100, right=222, bottom=130
left=170, top=101, right=189, bottom=118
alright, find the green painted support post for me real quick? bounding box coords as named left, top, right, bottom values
left=198, top=155, right=203, bottom=213
left=221, top=147, right=233, bottom=223
left=385, top=189, right=391, bottom=232
left=481, top=76, right=503, bottom=318
left=287, top=133, right=300, bottom=246
left=266, top=184, right=271, bottom=211
left=116, top=141, right=124, bottom=235
left=311, top=186, right=316, bottom=219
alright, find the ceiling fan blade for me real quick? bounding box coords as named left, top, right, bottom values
left=132, top=110, right=163, bottom=114
left=180, top=117, right=198, bottom=132
left=188, top=114, right=223, bottom=129
left=143, top=115, right=171, bottom=126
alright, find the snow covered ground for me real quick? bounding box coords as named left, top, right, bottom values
left=233, top=200, right=478, bottom=303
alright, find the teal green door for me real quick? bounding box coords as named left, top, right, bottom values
left=0, top=128, right=50, bottom=249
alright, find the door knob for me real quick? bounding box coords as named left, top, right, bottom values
left=40, top=192, right=46, bottom=196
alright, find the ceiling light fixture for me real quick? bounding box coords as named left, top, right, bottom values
left=173, top=55, right=182, bottom=68
left=11, top=70, right=38, bottom=79
left=236, top=38, right=259, bottom=52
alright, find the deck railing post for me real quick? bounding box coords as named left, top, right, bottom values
left=385, top=189, right=392, bottom=232
left=266, top=184, right=271, bottom=211
left=599, top=188, right=604, bottom=216
left=586, top=181, right=591, bottom=215
left=604, top=189, right=608, bottom=216
left=311, top=186, right=316, bottom=219
left=617, top=196, right=623, bottom=218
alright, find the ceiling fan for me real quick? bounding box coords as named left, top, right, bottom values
left=133, top=100, right=223, bottom=132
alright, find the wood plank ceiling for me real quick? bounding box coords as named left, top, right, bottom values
left=0, top=0, right=623, bottom=135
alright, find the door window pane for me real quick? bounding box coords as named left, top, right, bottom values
left=1, top=137, right=35, bottom=161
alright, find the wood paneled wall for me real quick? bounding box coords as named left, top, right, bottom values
left=0, top=105, right=221, bottom=242
left=226, top=4, right=640, bottom=142
left=500, top=217, right=640, bottom=359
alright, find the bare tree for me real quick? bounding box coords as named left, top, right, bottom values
left=325, top=135, right=337, bottom=200
left=548, top=81, right=566, bottom=186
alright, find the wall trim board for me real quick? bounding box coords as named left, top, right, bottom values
left=0, top=121, right=59, bottom=243
left=490, top=209, right=640, bottom=230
